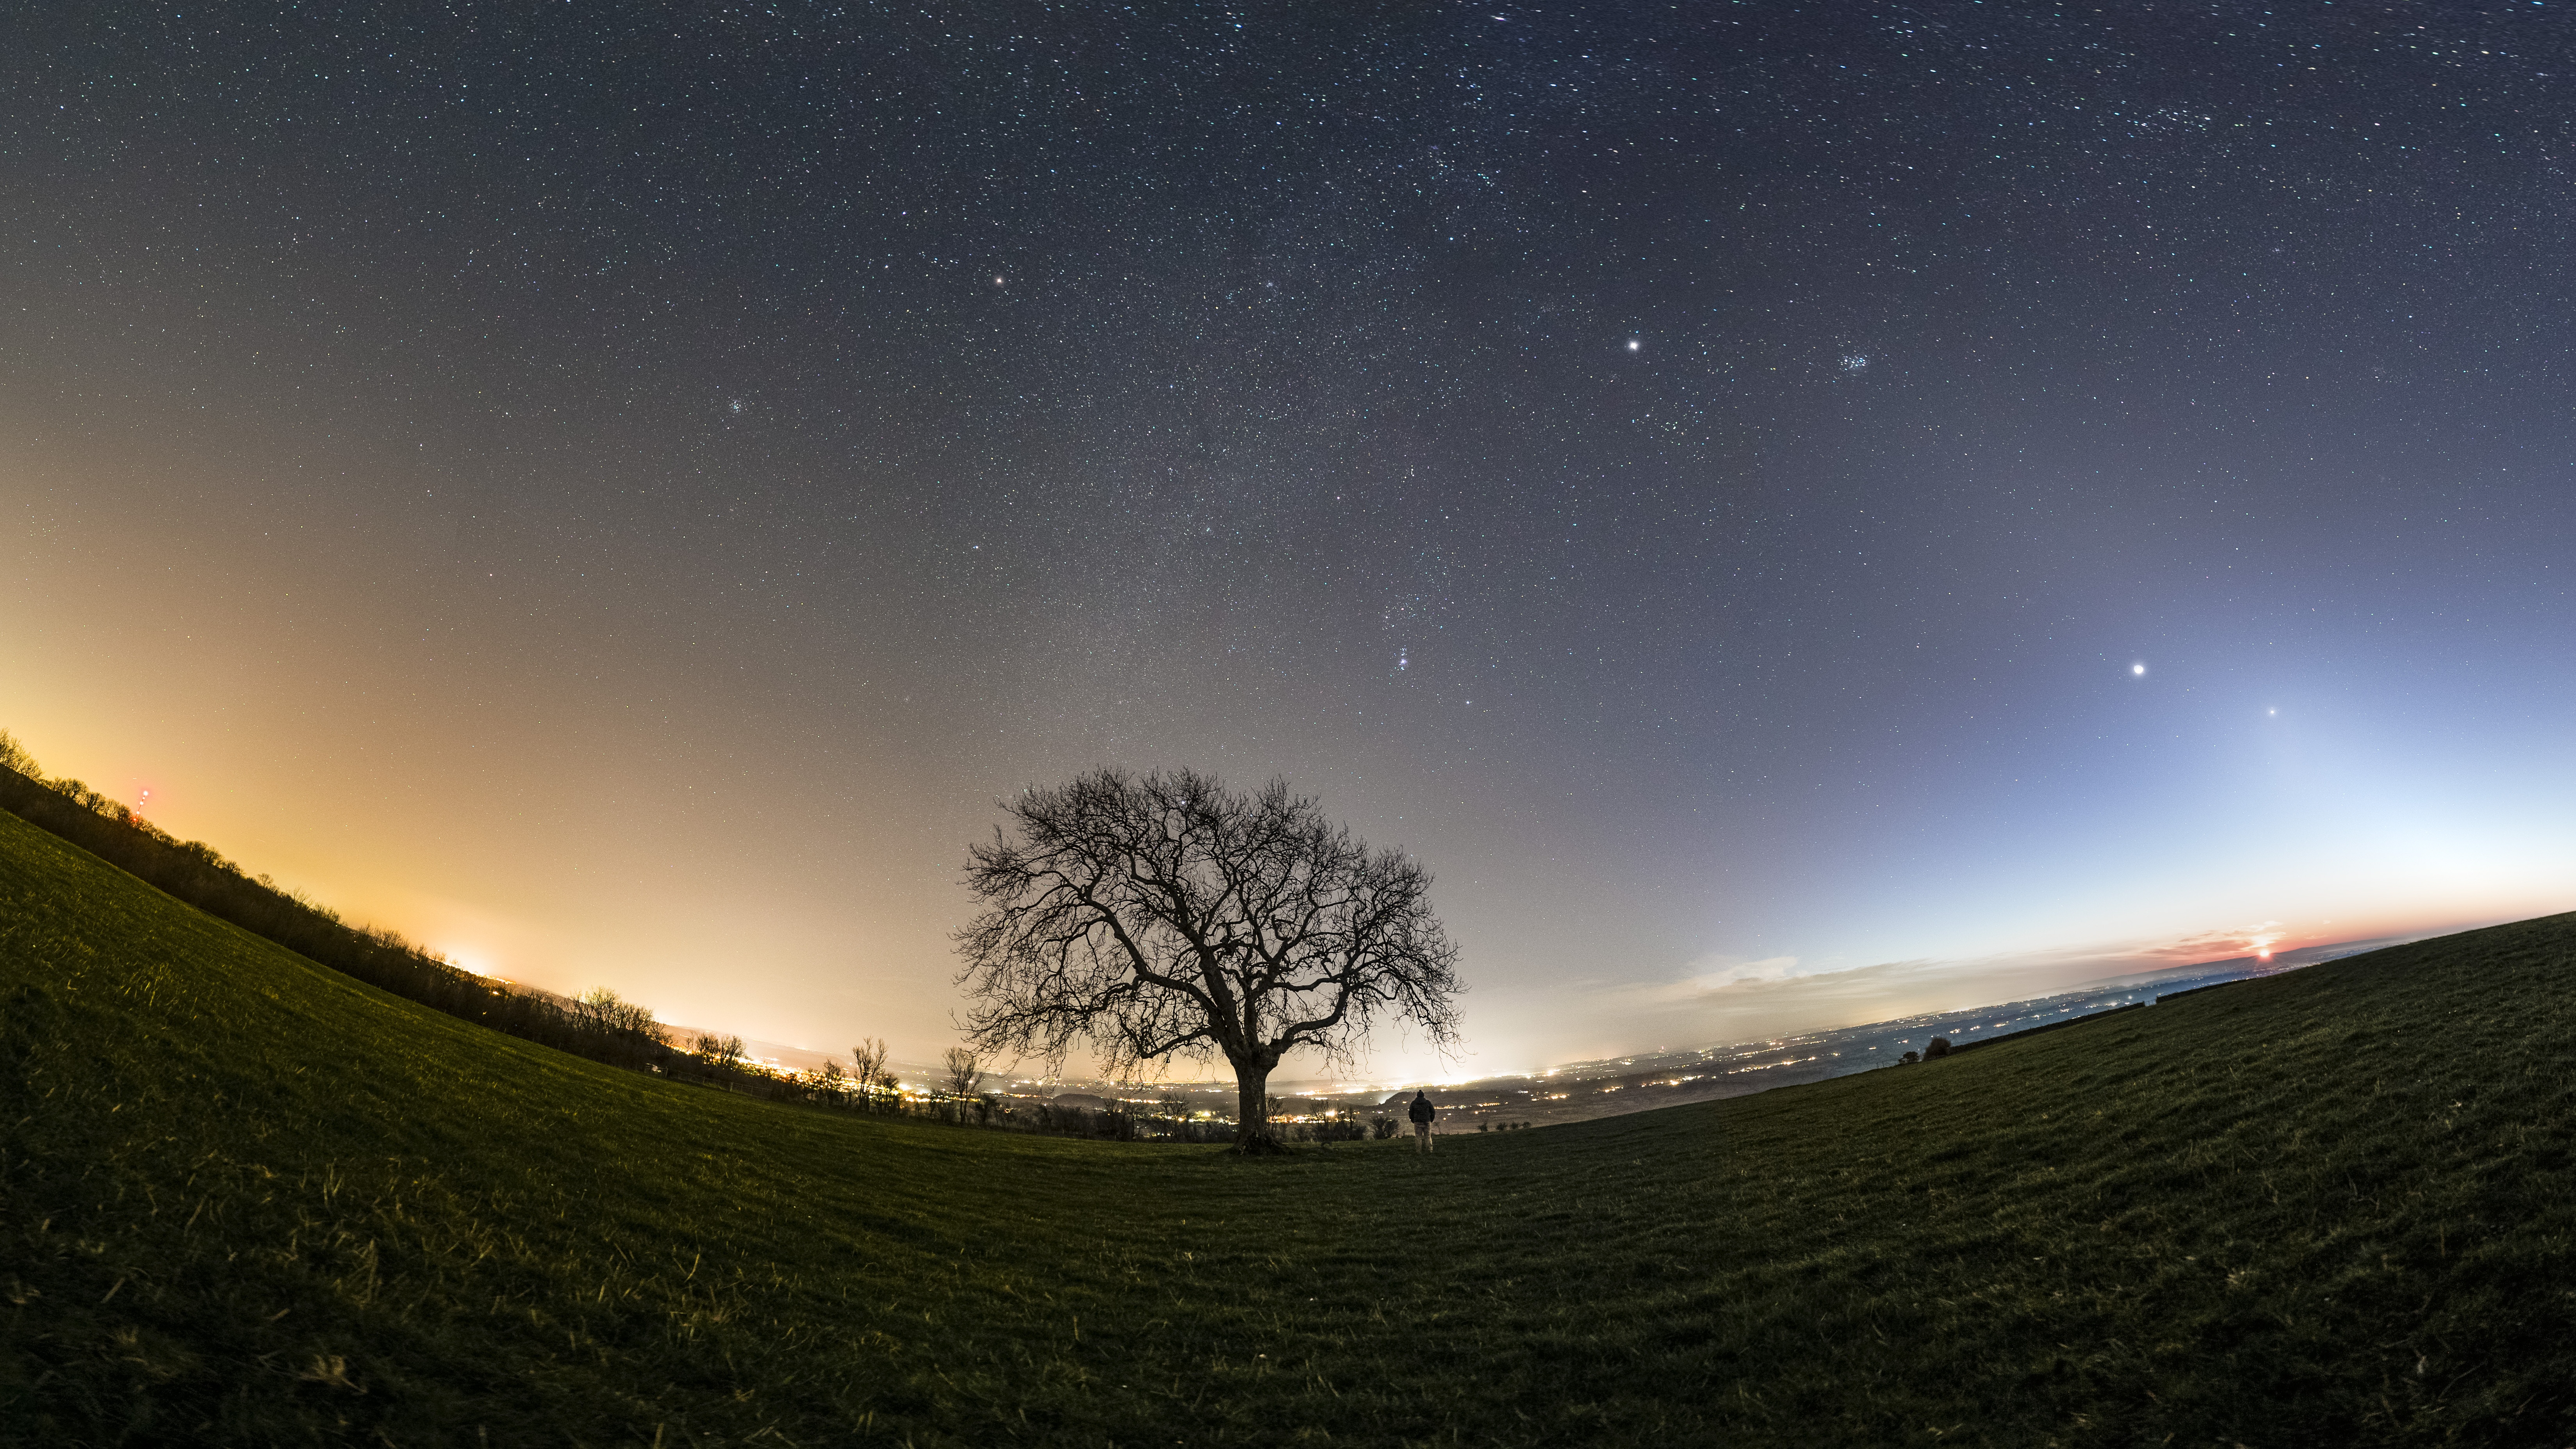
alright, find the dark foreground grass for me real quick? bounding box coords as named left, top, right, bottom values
left=5, top=811, right=2575, bottom=1447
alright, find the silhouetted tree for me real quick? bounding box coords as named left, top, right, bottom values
left=1925, top=1037, right=1952, bottom=1059
left=695, top=1033, right=747, bottom=1077
left=1900, top=1050, right=1920, bottom=1064
left=568, top=987, right=661, bottom=1057
left=942, top=1046, right=985, bottom=1100
left=849, top=1036, right=891, bottom=1111
left=1314, top=1105, right=1367, bottom=1142
left=565, top=987, right=667, bottom=1069
left=957, top=768, right=1464, bottom=1152
left=0, top=728, right=41, bottom=779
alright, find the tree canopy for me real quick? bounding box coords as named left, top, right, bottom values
left=955, top=767, right=1462, bottom=1151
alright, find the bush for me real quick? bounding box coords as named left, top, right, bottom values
left=1925, top=1037, right=1952, bottom=1059
left=1312, top=1109, right=1369, bottom=1143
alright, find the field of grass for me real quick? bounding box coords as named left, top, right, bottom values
left=6, top=807, right=2575, bottom=1447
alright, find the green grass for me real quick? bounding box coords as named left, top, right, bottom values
left=6, top=807, right=2575, bottom=1447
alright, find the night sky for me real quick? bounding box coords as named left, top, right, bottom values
left=6, top=2, right=2572, bottom=1081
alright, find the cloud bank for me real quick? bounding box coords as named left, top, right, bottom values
left=1506, top=917, right=2481, bottom=1066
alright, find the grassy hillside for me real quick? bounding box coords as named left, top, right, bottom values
left=5, top=809, right=2574, bottom=1447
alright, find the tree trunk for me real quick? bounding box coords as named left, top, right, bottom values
left=1232, top=1060, right=1286, bottom=1154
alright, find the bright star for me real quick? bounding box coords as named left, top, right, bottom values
left=2131, top=663, right=2146, bottom=676
left=1625, top=338, right=1642, bottom=351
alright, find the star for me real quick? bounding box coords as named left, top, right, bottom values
left=2131, top=663, right=2146, bottom=676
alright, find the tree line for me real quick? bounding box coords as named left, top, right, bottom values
left=0, top=733, right=916, bottom=1109
left=0, top=736, right=690, bottom=1072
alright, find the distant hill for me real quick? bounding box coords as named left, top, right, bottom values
left=6, top=806, right=2574, bottom=1445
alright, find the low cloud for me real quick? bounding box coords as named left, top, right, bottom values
left=1547, top=918, right=2450, bottom=1062
left=1675, top=952, right=1808, bottom=988
left=2119, top=921, right=2286, bottom=968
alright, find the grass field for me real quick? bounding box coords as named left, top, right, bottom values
left=6, top=807, right=2575, bottom=1447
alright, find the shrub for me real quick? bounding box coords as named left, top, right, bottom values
left=1925, top=1037, right=1952, bottom=1059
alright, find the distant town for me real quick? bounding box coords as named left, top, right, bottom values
left=700, top=933, right=2416, bottom=1134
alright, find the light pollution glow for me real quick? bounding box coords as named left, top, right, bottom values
left=4, top=437, right=2569, bottom=1086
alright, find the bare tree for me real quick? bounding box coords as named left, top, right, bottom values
left=0, top=727, right=41, bottom=779
left=849, top=1036, right=891, bottom=1111
left=576, top=987, right=665, bottom=1044
left=956, top=767, right=1463, bottom=1152
left=694, top=1033, right=746, bottom=1075
left=942, top=1046, right=985, bottom=1100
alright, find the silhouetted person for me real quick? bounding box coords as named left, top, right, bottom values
left=1408, top=1089, right=1437, bottom=1152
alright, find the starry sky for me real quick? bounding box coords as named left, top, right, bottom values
left=5, top=2, right=2572, bottom=1081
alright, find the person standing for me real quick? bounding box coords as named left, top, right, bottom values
left=1408, top=1089, right=1437, bottom=1152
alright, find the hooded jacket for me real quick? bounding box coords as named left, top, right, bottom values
left=1408, top=1092, right=1436, bottom=1125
